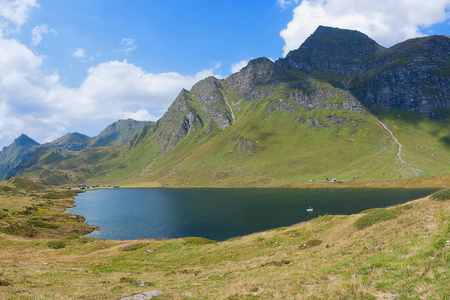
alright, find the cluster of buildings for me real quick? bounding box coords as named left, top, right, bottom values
left=64, top=184, right=119, bottom=189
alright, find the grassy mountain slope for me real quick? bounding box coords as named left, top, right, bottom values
left=90, top=119, right=154, bottom=147
left=0, top=134, right=40, bottom=180
left=43, top=132, right=92, bottom=151
left=376, top=110, right=450, bottom=176
left=122, top=79, right=448, bottom=187
left=14, top=75, right=449, bottom=187
left=10, top=28, right=450, bottom=186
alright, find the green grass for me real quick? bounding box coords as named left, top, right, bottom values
left=46, top=240, right=66, bottom=249
left=13, top=80, right=450, bottom=188
left=431, top=188, right=450, bottom=201
left=354, top=208, right=397, bottom=229
left=376, top=110, right=450, bottom=177
left=184, top=237, right=217, bottom=245
left=0, top=178, right=94, bottom=238
left=0, top=192, right=449, bottom=299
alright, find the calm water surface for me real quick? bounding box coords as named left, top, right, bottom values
left=67, top=188, right=437, bottom=241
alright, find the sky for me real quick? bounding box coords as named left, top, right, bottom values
left=0, top=0, right=449, bottom=149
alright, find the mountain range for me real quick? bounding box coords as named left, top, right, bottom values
left=0, top=119, right=153, bottom=180
left=1, top=26, right=449, bottom=186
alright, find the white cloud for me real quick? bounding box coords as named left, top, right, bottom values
left=280, top=0, right=450, bottom=56
left=120, top=109, right=159, bottom=121
left=31, top=24, right=57, bottom=46
left=0, top=35, right=219, bottom=147
left=0, top=0, right=38, bottom=28
left=231, top=59, right=250, bottom=73
left=0, top=1, right=220, bottom=148
left=73, top=48, right=86, bottom=58
left=120, top=38, right=137, bottom=54
left=276, top=0, right=300, bottom=10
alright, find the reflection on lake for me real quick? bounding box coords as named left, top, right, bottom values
left=67, top=188, right=437, bottom=241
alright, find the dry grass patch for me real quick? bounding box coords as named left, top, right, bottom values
left=0, top=194, right=449, bottom=299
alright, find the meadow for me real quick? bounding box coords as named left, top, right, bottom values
left=0, top=177, right=449, bottom=299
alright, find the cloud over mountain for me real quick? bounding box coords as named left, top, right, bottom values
left=280, top=0, right=450, bottom=56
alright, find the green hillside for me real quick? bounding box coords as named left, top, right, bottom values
left=14, top=75, right=450, bottom=187
left=9, top=27, right=450, bottom=187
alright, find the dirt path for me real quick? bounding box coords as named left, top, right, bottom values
left=225, top=97, right=235, bottom=125
left=374, top=116, right=423, bottom=175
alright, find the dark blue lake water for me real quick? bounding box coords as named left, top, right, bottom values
left=66, top=188, right=437, bottom=241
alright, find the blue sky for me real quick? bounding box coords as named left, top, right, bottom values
left=0, top=0, right=449, bottom=148
left=22, top=1, right=291, bottom=87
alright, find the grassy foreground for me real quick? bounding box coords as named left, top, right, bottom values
left=0, top=180, right=449, bottom=299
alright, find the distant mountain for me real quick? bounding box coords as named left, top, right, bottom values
left=0, top=119, right=154, bottom=181
left=91, top=119, right=154, bottom=147
left=9, top=26, right=450, bottom=186
left=43, top=132, right=92, bottom=151
left=0, top=134, right=39, bottom=180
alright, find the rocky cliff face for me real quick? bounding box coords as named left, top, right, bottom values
left=278, top=25, right=385, bottom=74
left=0, top=134, right=39, bottom=180
left=277, top=26, right=449, bottom=119
left=152, top=89, right=200, bottom=153
left=151, top=78, right=234, bottom=153
left=351, top=36, right=450, bottom=119
left=191, top=77, right=233, bottom=132
left=91, top=119, right=154, bottom=147
left=225, top=57, right=293, bottom=98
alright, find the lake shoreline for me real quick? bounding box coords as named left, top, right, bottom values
left=2, top=192, right=449, bottom=299
left=121, top=174, right=450, bottom=189
left=67, top=186, right=440, bottom=241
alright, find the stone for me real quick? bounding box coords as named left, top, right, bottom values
left=121, top=290, right=164, bottom=300
left=137, top=282, right=150, bottom=287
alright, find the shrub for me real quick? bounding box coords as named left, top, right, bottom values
left=312, top=215, right=335, bottom=222
left=65, top=234, right=79, bottom=240
left=300, top=239, right=323, bottom=250
left=9, top=178, right=46, bottom=192
left=15, top=206, right=38, bottom=216
left=184, top=237, right=217, bottom=245
left=78, top=237, right=93, bottom=243
left=0, top=278, right=11, bottom=286
left=391, top=203, right=413, bottom=215
left=431, top=189, right=450, bottom=201
left=47, top=240, right=66, bottom=249
left=354, top=208, right=396, bottom=230
left=2, top=223, right=37, bottom=237
left=0, top=186, right=14, bottom=193
left=119, top=277, right=136, bottom=284
left=121, top=243, right=146, bottom=251
left=359, top=208, right=379, bottom=214
left=263, top=260, right=291, bottom=267
left=42, top=190, right=77, bottom=199
left=0, top=211, right=8, bottom=219
left=28, top=220, right=58, bottom=229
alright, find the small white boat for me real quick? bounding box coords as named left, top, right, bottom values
left=306, top=206, right=313, bottom=212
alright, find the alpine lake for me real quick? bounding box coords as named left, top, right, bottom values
left=66, top=188, right=438, bottom=242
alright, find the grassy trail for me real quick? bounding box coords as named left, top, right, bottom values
left=374, top=115, right=424, bottom=175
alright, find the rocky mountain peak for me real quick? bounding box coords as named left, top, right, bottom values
left=278, top=25, right=385, bottom=74
left=91, top=119, right=154, bottom=147
left=43, top=132, right=91, bottom=151
left=13, top=134, right=39, bottom=148
left=225, top=57, right=288, bottom=97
